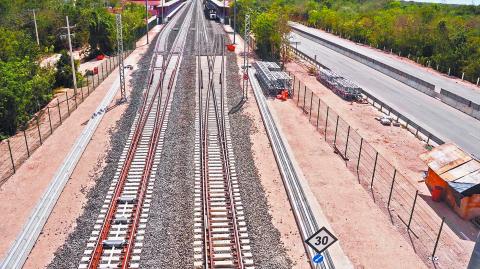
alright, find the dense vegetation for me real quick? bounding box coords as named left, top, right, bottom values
left=0, top=0, right=147, bottom=137
left=234, top=0, right=480, bottom=82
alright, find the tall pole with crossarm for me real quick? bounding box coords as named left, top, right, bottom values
left=242, top=13, right=250, bottom=99
left=145, top=0, right=149, bottom=44
left=64, top=16, right=78, bottom=97
left=116, top=13, right=126, bottom=101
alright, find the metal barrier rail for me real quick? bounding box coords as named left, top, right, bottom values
left=0, top=68, right=125, bottom=269
left=290, top=23, right=436, bottom=93
left=250, top=68, right=335, bottom=269
left=288, top=45, right=445, bottom=147
left=0, top=21, right=164, bottom=269
left=288, top=72, right=465, bottom=268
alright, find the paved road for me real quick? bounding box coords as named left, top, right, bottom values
left=291, top=22, right=480, bottom=104
left=289, top=30, right=480, bottom=158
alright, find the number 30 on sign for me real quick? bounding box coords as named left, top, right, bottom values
left=305, top=227, right=338, bottom=254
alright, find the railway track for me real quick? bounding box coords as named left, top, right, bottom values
left=193, top=1, right=254, bottom=267
left=78, top=2, right=194, bottom=268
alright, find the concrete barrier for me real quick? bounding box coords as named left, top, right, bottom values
left=290, top=25, right=437, bottom=96
left=440, top=89, right=480, bottom=120
left=288, top=45, right=445, bottom=147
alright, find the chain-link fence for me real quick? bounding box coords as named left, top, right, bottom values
left=0, top=49, right=134, bottom=187
left=288, top=73, right=468, bottom=268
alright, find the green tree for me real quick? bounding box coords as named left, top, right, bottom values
left=54, top=50, right=82, bottom=88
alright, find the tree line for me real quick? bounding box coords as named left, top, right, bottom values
left=0, top=0, right=147, bottom=137
left=233, top=0, right=480, bottom=83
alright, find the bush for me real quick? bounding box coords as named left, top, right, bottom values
left=54, top=50, right=82, bottom=88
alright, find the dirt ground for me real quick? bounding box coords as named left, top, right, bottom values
left=267, top=93, right=429, bottom=269
left=0, top=26, right=161, bottom=268
left=284, top=57, right=477, bottom=266
left=286, top=61, right=429, bottom=187
left=224, top=26, right=309, bottom=268
left=285, top=60, right=479, bottom=241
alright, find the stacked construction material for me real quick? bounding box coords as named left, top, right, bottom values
left=253, top=61, right=292, bottom=96
left=316, top=67, right=363, bottom=101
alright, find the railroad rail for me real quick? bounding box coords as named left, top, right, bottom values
left=193, top=0, right=253, bottom=267
left=249, top=68, right=336, bottom=269
left=78, top=2, right=194, bottom=268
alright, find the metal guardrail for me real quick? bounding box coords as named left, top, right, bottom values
left=0, top=76, right=123, bottom=269
left=250, top=68, right=335, bottom=269
left=288, top=45, right=445, bottom=147
left=290, top=24, right=436, bottom=94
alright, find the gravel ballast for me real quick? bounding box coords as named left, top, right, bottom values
left=46, top=35, right=160, bottom=269
left=139, top=10, right=196, bottom=269
left=223, top=31, right=292, bottom=268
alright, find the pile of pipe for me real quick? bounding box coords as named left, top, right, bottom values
left=253, top=61, right=292, bottom=96
left=316, top=67, right=363, bottom=101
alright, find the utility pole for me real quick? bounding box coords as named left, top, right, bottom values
left=116, top=13, right=126, bottom=101
left=31, top=9, right=40, bottom=46
left=145, top=0, right=149, bottom=44
left=242, top=13, right=250, bottom=100
left=233, top=0, right=236, bottom=43
left=62, top=16, right=78, bottom=96
left=161, top=0, right=164, bottom=24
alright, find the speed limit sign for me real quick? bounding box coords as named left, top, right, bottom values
left=305, top=227, right=338, bottom=253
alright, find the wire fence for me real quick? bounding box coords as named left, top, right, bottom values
left=0, top=48, right=134, bottom=187
left=288, top=73, right=468, bottom=268
left=289, top=45, right=445, bottom=147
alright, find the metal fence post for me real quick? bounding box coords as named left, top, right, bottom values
left=387, top=169, right=397, bottom=208
left=344, top=126, right=350, bottom=158
left=7, top=140, right=15, bottom=173
left=23, top=129, right=30, bottom=157
left=356, top=138, right=363, bottom=175
left=57, top=99, right=62, bottom=124
left=333, top=115, right=339, bottom=146
left=36, top=117, right=42, bottom=145
left=303, top=86, right=307, bottom=110
left=407, top=190, right=419, bottom=231
left=316, top=98, right=321, bottom=129
left=101, top=62, right=105, bottom=80
left=97, top=70, right=100, bottom=87
left=371, top=152, right=379, bottom=189
left=80, top=86, right=84, bottom=102
left=73, top=89, right=78, bottom=109
left=47, top=107, right=53, bottom=134
left=297, top=82, right=301, bottom=105
left=87, top=75, right=90, bottom=95
left=324, top=106, right=330, bottom=141
left=65, top=92, right=70, bottom=115
left=292, top=76, right=296, bottom=97
left=309, top=92, right=313, bottom=121
left=431, top=217, right=445, bottom=260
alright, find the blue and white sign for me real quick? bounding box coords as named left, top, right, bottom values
left=313, top=253, right=324, bottom=264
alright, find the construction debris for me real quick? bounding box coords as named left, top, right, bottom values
left=316, top=67, right=363, bottom=101
left=253, top=61, right=292, bottom=96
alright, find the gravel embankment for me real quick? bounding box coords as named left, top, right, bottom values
left=224, top=37, right=292, bottom=268
left=46, top=35, right=159, bottom=269
left=139, top=12, right=196, bottom=269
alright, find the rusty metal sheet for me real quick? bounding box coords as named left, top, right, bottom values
left=454, top=170, right=480, bottom=185
left=441, top=160, right=480, bottom=182
left=419, top=143, right=472, bottom=175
